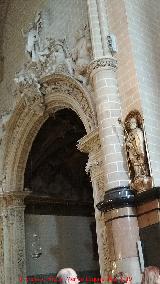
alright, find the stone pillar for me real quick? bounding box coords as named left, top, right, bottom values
left=1, top=192, right=27, bottom=284
left=0, top=199, right=5, bottom=284
left=78, top=129, right=108, bottom=278
left=87, top=0, right=141, bottom=282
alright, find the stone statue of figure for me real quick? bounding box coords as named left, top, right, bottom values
left=125, top=117, right=147, bottom=177
left=25, top=11, right=42, bottom=62
left=57, top=268, right=80, bottom=284
left=53, top=40, right=74, bottom=75
left=72, top=25, right=91, bottom=84
left=141, top=266, right=160, bottom=284
left=119, top=111, right=152, bottom=192
left=39, top=39, right=74, bottom=75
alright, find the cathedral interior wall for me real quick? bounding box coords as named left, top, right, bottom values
left=124, top=0, right=160, bottom=186
left=25, top=215, right=97, bottom=275
left=0, top=0, right=88, bottom=112
left=107, top=0, right=160, bottom=186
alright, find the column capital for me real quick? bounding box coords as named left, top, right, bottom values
left=0, top=190, right=30, bottom=208
left=88, top=56, right=117, bottom=78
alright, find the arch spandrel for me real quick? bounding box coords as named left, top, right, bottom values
left=2, top=73, right=97, bottom=192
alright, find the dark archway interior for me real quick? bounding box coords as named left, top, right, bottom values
left=24, top=109, right=100, bottom=277
left=24, top=109, right=94, bottom=215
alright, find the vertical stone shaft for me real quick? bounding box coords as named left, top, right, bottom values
left=87, top=0, right=141, bottom=282
left=96, top=0, right=110, bottom=56
left=2, top=192, right=27, bottom=284
left=78, top=130, right=109, bottom=278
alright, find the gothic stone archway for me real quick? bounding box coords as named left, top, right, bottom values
left=0, top=73, right=107, bottom=284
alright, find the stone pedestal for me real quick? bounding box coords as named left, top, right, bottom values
left=97, top=187, right=141, bottom=283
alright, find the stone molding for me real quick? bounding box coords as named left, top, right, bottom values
left=2, top=73, right=97, bottom=193
left=77, top=128, right=101, bottom=153
left=96, top=186, right=135, bottom=212
left=0, top=191, right=30, bottom=208
left=77, top=128, right=103, bottom=178
left=88, top=56, right=117, bottom=78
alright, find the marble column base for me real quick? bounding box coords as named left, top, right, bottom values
left=115, top=256, right=141, bottom=284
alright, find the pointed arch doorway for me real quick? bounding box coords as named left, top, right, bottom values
left=1, top=74, right=107, bottom=284
left=24, top=108, right=100, bottom=279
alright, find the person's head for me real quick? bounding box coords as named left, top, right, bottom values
left=141, top=266, right=160, bottom=284
left=112, top=272, right=131, bottom=284
left=57, top=268, right=80, bottom=284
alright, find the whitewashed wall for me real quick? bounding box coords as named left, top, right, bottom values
left=25, top=215, right=98, bottom=275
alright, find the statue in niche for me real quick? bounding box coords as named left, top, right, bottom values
left=71, top=24, right=92, bottom=84
left=119, top=110, right=152, bottom=192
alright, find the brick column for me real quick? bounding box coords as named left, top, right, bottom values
left=87, top=0, right=141, bottom=282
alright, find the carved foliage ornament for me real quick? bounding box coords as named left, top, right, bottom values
left=119, top=110, right=152, bottom=192
left=88, top=57, right=117, bottom=77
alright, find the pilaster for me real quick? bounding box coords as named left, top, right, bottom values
left=78, top=129, right=108, bottom=278
left=0, top=191, right=28, bottom=284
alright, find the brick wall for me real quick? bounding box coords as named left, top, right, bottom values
left=107, top=0, right=160, bottom=186
left=124, top=0, right=160, bottom=186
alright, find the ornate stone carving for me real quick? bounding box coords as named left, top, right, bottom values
left=0, top=192, right=28, bottom=283
left=77, top=128, right=101, bottom=153
left=88, top=57, right=117, bottom=78
left=24, top=11, right=43, bottom=62
left=119, top=110, right=152, bottom=192
left=78, top=130, right=109, bottom=277
left=40, top=74, right=96, bottom=131
left=71, top=24, right=92, bottom=84
left=18, top=15, right=91, bottom=90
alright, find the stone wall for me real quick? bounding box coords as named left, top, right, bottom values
left=25, top=215, right=98, bottom=275
left=0, top=0, right=88, bottom=112
left=124, top=0, right=160, bottom=186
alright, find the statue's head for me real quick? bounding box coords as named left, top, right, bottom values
left=57, top=268, right=80, bottom=284
left=141, top=266, right=160, bottom=284
left=129, top=117, right=137, bottom=130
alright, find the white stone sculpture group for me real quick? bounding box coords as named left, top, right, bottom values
left=15, top=11, right=92, bottom=91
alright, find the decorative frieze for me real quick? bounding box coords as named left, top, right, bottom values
left=88, top=57, right=117, bottom=78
